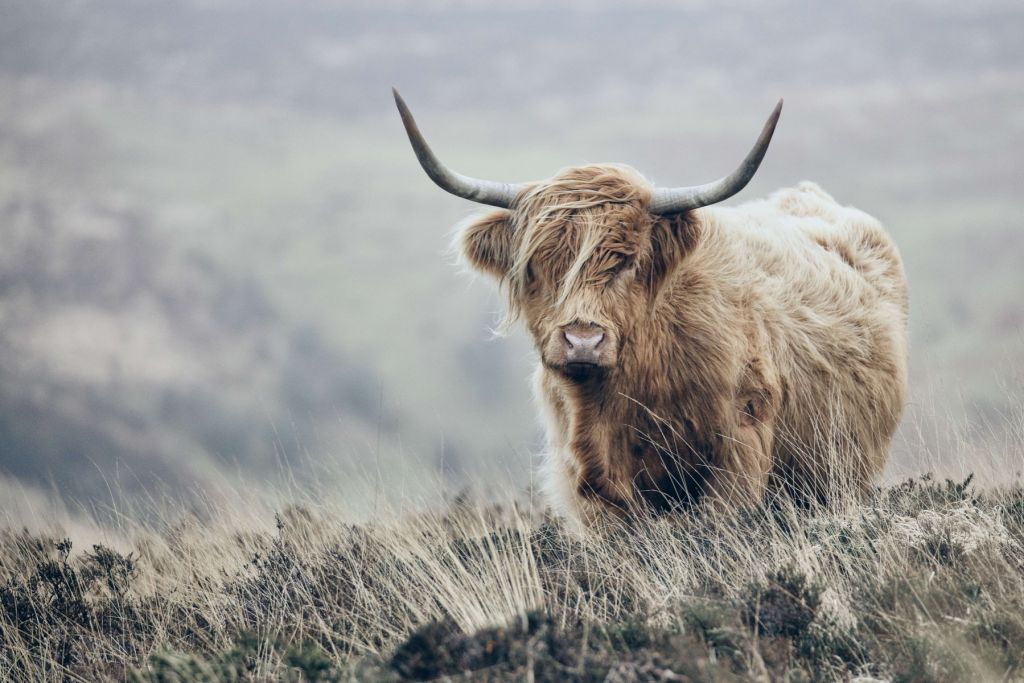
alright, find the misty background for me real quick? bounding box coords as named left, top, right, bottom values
left=0, top=0, right=1021, bottom=509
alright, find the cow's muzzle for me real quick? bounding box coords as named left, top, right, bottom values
left=563, top=325, right=605, bottom=360
left=554, top=323, right=613, bottom=381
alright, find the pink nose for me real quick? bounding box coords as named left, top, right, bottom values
left=563, top=328, right=605, bottom=354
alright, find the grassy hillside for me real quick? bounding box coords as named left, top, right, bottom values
left=3, top=469, right=1024, bottom=681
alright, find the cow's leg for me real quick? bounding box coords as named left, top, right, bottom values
left=702, top=356, right=780, bottom=507
left=703, top=421, right=775, bottom=507
left=538, top=445, right=632, bottom=534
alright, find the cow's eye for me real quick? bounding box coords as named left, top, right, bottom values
left=611, top=256, right=634, bottom=277
left=524, top=263, right=539, bottom=290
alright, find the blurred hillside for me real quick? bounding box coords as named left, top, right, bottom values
left=0, top=0, right=1021, bottom=503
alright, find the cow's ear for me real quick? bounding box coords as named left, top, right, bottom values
left=648, top=214, right=701, bottom=293
left=459, top=209, right=516, bottom=278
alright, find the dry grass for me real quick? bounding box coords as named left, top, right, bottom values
left=2, top=465, right=1024, bottom=682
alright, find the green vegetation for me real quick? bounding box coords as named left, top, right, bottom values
left=3, top=475, right=1024, bottom=681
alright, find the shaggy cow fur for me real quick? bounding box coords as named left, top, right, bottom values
left=458, top=164, right=908, bottom=528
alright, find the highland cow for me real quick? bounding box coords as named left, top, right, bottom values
left=394, top=90, right=908, bottom=527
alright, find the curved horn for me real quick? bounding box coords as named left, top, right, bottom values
left=393, top=88, right=524, bottom=208
left=649, top=99, right=783, bottom=215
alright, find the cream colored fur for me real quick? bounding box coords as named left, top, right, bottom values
left=457, top=166, right=908, bottom=528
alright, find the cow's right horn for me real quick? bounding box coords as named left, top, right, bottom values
left=393, top=89, right=524, bottom=209
left=649, top=99, right=783, bottom=215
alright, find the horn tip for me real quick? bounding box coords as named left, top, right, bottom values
left=392, top=89, right=414, bottom=128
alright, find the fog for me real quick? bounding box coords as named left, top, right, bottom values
left=1, top=0, right=1021, bottom=506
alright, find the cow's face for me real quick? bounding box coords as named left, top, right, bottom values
left=459, top=165, right=695, bottom=383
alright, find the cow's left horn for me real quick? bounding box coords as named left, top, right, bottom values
left=393, top=88, right=524, bottom=209
left=649, top=99, right=783, bottom=215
